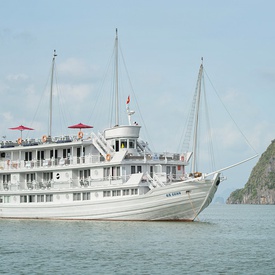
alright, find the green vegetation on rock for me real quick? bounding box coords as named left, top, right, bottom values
left=227, top=140, right=275, bottom=204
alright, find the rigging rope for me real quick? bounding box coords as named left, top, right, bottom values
left=29, top=63, right=52, bottom=135
left=204, top=69, right=258, bottom=155
left=202, top=72, right=216, bottom=171
left=86, top=39, right=116, bottom=128
left=180, top=69, right=201, bottom=154
left=54, top=64, right=72, bottom=135
left=119, top=44, right=156, bottom=152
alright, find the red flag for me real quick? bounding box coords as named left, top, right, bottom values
left=126, top=95, right=130, bottom=104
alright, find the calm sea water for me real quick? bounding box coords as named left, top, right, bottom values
left=0, top=205, right=274, bottom=275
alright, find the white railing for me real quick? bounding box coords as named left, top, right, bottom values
left=0, top=154, right=102, bottom=171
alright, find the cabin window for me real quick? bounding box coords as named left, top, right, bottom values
left=25, top=151, right=32, bottom=161
left=115, top=140, right=119, bottom=152
left=2, top=174, right=11, bottom=183
left=43, top=172, right=53, bottom=181
left=121, top=139, right=127, bottom=149
left=131, top=188, right=138, bottom=195
left=103, top=191, right=111, bottom=197
left=111, top=166, right=120, bottom=179
left=104, top=168, right=110, bottom=179
left=129, top=139, right=135, bottom=148
left=130, top=165, right=141, bottom=174
left=20, top=195, right=27, bottom=203
left=150, top=166, right=153, bottom=178
left=84, top=169, right=90, bottom=178
left=83, top=192, right=91, bottom=200
left=26, top=173, right=35, bottom=182
left=112, top=190, right=121, bottom=196
left=37, top=195, right=45, bottom=202
left=111, top=167, right=115, bottom=179
left=29, top=195, right=35, bottom=203
left=112, top=190, right=121, bottom=197
left=77, top=147, right=85, bottom=163
left=0, top=196, right=10, bottom=203
left=123, top=189, right=129, bottom=196
left=50, top=150, right=58, bottom=159
left=172, top=166, right=176, bottom=179
left=37, top=151, right=45, bottom=160
left=63, top=148, right=71, bottom=159
left=46, top=194, right=53, bottom=202
left=73, top=193, right=81, bottom=201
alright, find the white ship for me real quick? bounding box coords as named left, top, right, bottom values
left=0, top=31, right=256, bottom=221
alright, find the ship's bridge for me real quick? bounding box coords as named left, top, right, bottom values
left=104, top=125, right=141, bottom=153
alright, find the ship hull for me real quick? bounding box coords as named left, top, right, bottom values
left=0, top=174, right=219, bottom=221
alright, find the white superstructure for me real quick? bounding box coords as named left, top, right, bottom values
left=0, top=123, right=221, bottom=220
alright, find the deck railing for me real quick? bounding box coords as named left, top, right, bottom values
left=1, top=174, right=130, bottom=192
left=0, top=155, right=102, bottom=171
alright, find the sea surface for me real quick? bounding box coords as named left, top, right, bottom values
left=0, top=204, right=274, bottom=275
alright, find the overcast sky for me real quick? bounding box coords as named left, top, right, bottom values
left=1, top=0, right=274, bottom=198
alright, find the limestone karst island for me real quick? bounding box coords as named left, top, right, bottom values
left=227, top=140, right=275, bottom=204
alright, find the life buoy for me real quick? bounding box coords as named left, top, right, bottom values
left=180, top=155, right=184, bottom=161
left=42, top=135, right=47, bottom=142
left=17, top=137, right=22, bottom=144
left=78, top=131, right=84, bottom=139
left=106, top=154, right=111, bottom=161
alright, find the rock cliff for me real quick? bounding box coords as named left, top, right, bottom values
left=227, top=140, right=275, bottom=204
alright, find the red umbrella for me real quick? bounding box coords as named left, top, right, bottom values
left=68, top=123, right=93, bottom=139
left=9, top=125, right=34, bottom=131
left=68, top=123, right=93, bottom=130
left=9, top=125, right=34, bottom=139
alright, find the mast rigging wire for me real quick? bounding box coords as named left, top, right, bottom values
left=203, top=69, right=258, bottom=155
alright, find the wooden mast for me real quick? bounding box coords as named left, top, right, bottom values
left=191, top=59, right=203, bottom=173
left=49, top=50, right=57, bottom=138
left=115, top=29, right=119, bottom=126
